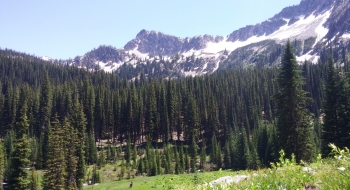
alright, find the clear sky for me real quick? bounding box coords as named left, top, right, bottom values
left=0, top=0, right=301, bottom=59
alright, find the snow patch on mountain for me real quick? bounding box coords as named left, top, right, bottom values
left=270, top=8, right=331, bottom=42
left=314, top=8, right=332, bottom=42
left=342, top=33, right=350, bottom=38
left=296, top=54, right=320, bottom=64
left=96, top=61, right=123, bottom=73
left=177, top=8, right=331, bottom=68
left=41, top=56, right=52, bottom=61
left=204, top=36, right=268, bottom=55
left=127, top=47, right=149, bottom=60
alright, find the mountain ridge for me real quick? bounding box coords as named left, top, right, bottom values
left=58, top=0, right=350, bottom=78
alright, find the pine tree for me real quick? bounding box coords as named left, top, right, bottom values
left=38, top=74, right=52, bottom=168
left=184, top=148, right=190, bottom=173
left=210, top=134, right=218, bottom=165
left=29, top=167, right=39, bottom=190
left=190, top=135, right=198, bottom=172
left=43, top=115, right=67, bottom=190
left=223, top=141, right=231, bottom=169
left=155, top=147, right=161, bottom=175
left=199, top=140, right=206, bottom=170
left=8, top=103, right=31, bottom=190
left=36, top=133, right=44, bottom=169
left=91, top=165, right=100, bottom=184
left=0, top=141, right=5, bottom=190
left=87, top=131, right=98, bottom=164
left=63, top=118, right=78, bottom=190
left=132, top=145, right=137, bottom=168
left=216, top=144, right=222, bottom=169
left=4, top=130, right=15, bottom=182
left=29, top=138, right=39, bottom=171
left=274, top=41, right=314, bottom=162
left=322, top=56, right=338, bottom=155
left=125, top=134, right=131, bottom=165
left=70, top=99, right=87, bottom=189
left=98, top=147, right=105, bottom=169
left=322, top=56, right=350, bottom=154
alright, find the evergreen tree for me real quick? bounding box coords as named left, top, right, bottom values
left=36, top=133, right=44, bottom=170
left=323, top=56, right=350, bottom=153
left=38, top=74, right=52, bottom=168
left=91, top=165, right=100, bottom=184
left=155, top=147, right=161, bottom=175
left=70, top=99, right=87, bottom=189
left=179, top=144, right=185, bottom=173
left=190, top=135, right=198, bottom=173
left=63, top=118, right=78, bottom=190
left=29, top=138, right=39, bottom=171
left=43, top=115, right=67, bottom=190
left=223, top=141, right=231, bottom=169
left=98, top=147, right=106, bottom=169
left=29, top=167, right=39, bottom=190
left=87, top=131, right=98, bottom=165
left=216, top=143, right=222, bottom=169
left=0, top=141, right=4, bottom=190
left=4, top=130, right=15, bottom=182
left=8, top=103, right=31, bottom=190
left=274, top=41, right=314, bottom=162
left=199, top=140, right=206, bottom=170
left=184, top=148, right=190, bottom=173
left=210, top=134, right=218, bottom=166
left=125, top=134, right=131, bottom=165
left=132, top=145, right=137, bottom=168
left=322, top=56, right=339, bottom=155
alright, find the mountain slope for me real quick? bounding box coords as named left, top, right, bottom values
left=69, top=0, right=350, bottom=78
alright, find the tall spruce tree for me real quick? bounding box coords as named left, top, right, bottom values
left=322, top=56, right=339, bottom=155
left=0, top=142, right=4, bottom=190
left=63, top=118, right=78, bottom=190
left=190, top=135, right=198, bottom=172
left=200, top=139, right=206, bottom=170
left=322, top=56, right=350, bottom=155
left=70, top=99, right=87, bottom=189
left=8, top=103, right=31, bottom=189
left=274, top=41, right=314, bottom=162
left=43, top=115, right=67, bottom=190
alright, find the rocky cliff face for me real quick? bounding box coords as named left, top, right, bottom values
left=124, top=30, right=223, bottom=56
left=70, top=0, right=350, bottom=79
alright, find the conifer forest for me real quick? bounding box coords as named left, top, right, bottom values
left=0, top=41, right=349, bottom=189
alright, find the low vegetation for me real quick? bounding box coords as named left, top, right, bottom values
left=85, top=144, right=350, bottom=190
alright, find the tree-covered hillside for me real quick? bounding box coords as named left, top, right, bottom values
left=0, top=42, right=349, bottom=188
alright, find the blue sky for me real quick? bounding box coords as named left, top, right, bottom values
left=1, top=0, right=300, bottom=59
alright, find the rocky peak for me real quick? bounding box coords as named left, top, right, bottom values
left=124, top=29, right=224, bottom=56
left=73, top=0, right=350, bottom=78
left=227, top=0, right=337, bottom=42
left=277, top=0, right=333, bottom=18
left=124, top=29, right=183, bottom=55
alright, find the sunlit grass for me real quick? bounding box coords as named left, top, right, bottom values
left=84, top=145, right=350, bottom=190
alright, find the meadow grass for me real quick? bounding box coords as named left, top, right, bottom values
left=84, top=146, right=350, bottom=190
left=84, top=160, right=349, bottom=190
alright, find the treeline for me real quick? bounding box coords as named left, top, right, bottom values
left=0, top=42, right=348, bottom=188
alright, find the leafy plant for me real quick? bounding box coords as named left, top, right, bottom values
left=270, top=149, right=296, bottom=169
left=329, top=143, right=350, bottom=167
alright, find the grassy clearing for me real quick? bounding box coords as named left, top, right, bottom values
left=84, top=146, right=350, bottom=190
left=84, top=170, right=247, bottom=190
left=84, top=159, right=349, bottom=190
